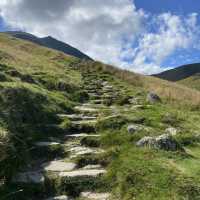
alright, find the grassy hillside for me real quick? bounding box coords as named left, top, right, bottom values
left=6, top=31, right=92, bottom=60
left=1, top=33, right=200, bottom=199
left=153, top=63, right=200, bottom=93
left=178, top=74, right=200, bottom=91
left=153, top=63, right=200, bottom=81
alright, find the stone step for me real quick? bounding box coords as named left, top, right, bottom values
left=82, top=103, right=106, bottom=109
left=71, top=120, right=97, bottom=125
left=42, top=161, right=76, bottom=172
left=58, top=114, right=97, bottom=121
left=83, top=165, right=102, bottom=170
left=65, top=133, right=100, bottom=139
left=59, top=169, right=106, bottom=178
left=103, top=85, right=113, bottom=90
left=75, top=106, right=99, bottom=113
left=90, top=99, right=104, bottom=104
left=80, top=192, right=110, bottom=200
left=67, top=146, right=104, bottom=158
left=34, top=142, right=61, bottom=147
left=88, top=93, right=102, bottom=98
left=46, top=196, right=70, bottom=200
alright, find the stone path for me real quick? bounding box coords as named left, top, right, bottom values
left=12, top=73, right=119, bottom=199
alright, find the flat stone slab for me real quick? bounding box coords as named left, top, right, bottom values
left=65, top=134, right=100, bottom=138
left=34, top=142, right=60, bottom=147
left=91, top=99, right=104, bottom=104
left=71, top=120, right=97, bottom=125
left=59, top=169, right=106, bottom=177
left=75, top=106, right=99, bottom=113
left=42, top=161, right=76, bottom=172
left=68, top=146, right=104, bottom=158
left=46, top=196, right=70, bottom=200
left=81, top=192, right=110, bottom=200
left=83, top=165, right=102, bottom=170
left=58, top=114, right=97, bottom=121
left=12, top=171, right=44, bottom=184
left=82, top=103, right=106, bottom=109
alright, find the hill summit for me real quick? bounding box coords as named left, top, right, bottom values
left=153, top=63, right=200, bottom=81
left=6, top=31, right=92, bottom=60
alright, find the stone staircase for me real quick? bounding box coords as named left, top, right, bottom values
left=11, top=73, right=117, bottom=199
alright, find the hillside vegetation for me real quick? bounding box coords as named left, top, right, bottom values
left=153, top=63, right=200, bottom=93
left=153, top=63, right=200, bottom=82
left=1, top=33, right=200, bottom=199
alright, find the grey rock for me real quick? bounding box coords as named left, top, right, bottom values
left=136, top=136, right=156, bottom=148
left=127, top=124, right=141, bottom=134
left=147, top=92, right=161, bottom=103
left=136, top=134, right=182, bottom=151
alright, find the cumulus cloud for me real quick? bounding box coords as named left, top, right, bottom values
left=0, top=0, right=145, bottom=67
left=0, top=0, right=199, bottom=74
left=129, top=13, right=200, bottom=74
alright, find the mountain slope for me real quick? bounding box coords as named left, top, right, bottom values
left=153, top=63, right=200, bottom=81
left=1, top=33, right=200, bottom=200
left=6, top=31, right=92, bottom=60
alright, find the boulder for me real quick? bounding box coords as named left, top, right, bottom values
left=155, top=134, right=182, bottom=151
left=136, top=134, right=183, bottom=151
left=147, top=92, right=161, bottom=103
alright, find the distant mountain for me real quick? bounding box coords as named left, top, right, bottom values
left=6, top=31, right=92, bottom=60
left=153, top=63, right=200, bottom=82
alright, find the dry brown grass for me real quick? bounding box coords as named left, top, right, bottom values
left=1, top=32, right=200, bottom=107
left=144, top=76, right=200, bottom=106
left=101, top=63, right=200, bottom=106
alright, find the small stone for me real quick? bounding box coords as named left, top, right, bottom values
left=147, top=92, right=161, bottom=103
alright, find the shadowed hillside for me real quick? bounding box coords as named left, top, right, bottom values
left=153, top=63, right=200, bottom=81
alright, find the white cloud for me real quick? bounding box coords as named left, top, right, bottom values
left=0, top=0, right=145, bottom=67
left=0, top=1, right=199, bottom=74
left=129, top=13, right=200, bottom=74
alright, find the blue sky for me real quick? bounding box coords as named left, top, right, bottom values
left=0, top=0, right=199, bottom=74
left=135, top=0, right=200, bottom=15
